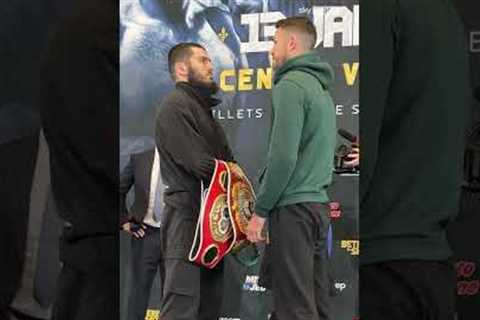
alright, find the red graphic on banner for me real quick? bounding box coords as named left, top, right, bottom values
left=458, top=280, right=480, bottom=296
left=329, top=201, right=342, bottom=219
left=455, top=260, right=480, bottom=297
left=456, top=261, right=476, bottom=278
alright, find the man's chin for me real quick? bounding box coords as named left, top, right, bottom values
left=199, top=79, right=219, bottom=94
left=273, top=59, right=284, bottom=70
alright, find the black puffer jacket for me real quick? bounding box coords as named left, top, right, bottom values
left=155, top=82, right=233, bottom=215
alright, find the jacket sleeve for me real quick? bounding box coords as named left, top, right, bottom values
left=254, top=80, right=305, bottom=217
left=155, top=104, right=215, bottom=182
left=119, top=155, right=134, bottom=226
left=359, top=0, right=396, bottom=202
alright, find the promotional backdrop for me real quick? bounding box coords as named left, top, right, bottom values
left=120, top=1, right=359, bottom=319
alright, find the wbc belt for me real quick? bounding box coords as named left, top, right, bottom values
left=189, top=160, right=256, bottom=269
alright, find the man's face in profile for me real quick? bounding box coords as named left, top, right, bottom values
left=270, top=28, right=289, bottom=70
left=186, top=47, right=218, bottom=92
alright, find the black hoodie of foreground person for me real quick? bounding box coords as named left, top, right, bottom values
left=40, top=1, right=119, bottom=319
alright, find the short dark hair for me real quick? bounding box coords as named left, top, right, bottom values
left=167, top=42, right=205, bottom=79
left=275, top=16, right=317, bottom=49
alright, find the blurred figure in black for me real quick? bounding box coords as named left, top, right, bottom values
left=40, top=1, right=118, bottom=319
left=0, top=1, right=73, bottom=318
left=0, top=121, right=39, bottom=320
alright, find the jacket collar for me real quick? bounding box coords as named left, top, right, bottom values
left=176, top=82, right=221, bottom=110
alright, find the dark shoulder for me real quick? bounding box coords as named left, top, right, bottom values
left=66, top=1, right=116, bottom=37
left=157, top=86, right=193, bottom=116
left=43, top=1, right=116, bottom=77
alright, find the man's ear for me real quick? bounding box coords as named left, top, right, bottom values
left=175, top=61, right=188, bottom=79
left=287, top=33, right=297, bottom=52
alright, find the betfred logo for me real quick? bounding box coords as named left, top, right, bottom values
left=341, top=240, right=359, bottom=256
left=145, top=309, right=159, bottom=320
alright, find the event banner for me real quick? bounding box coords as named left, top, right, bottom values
left=120, top=1, right=359, bottom=319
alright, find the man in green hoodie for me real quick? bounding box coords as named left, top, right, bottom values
left=246, top=16, right=336, bottom=320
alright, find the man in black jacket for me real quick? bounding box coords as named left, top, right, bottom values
left=120, top=147, right=165, bottom=320
left=155, top=42, right=234, bottom=320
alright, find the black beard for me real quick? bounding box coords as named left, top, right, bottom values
left=187, top=70, right=219, bottom=95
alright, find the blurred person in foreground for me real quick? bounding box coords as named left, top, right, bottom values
left=360, top=1, right=470, bottom=319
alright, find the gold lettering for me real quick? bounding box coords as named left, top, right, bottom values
left=256, top=68, right=272, bottom=90
left=343, top=62, right=359, bottom=86
left=220, top=69, right=235, bottom=92
left=238, top=69, right=254, bottom=91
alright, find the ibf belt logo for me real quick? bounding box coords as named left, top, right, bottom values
left=341, top=240, right=359, bottom=256
left=456, top=260, right=480, bottom=296
left=243, top=275, right=267, bottom=292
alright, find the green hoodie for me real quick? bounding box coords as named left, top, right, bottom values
left=255, top=52, right=337, bottom=217
left=360, top=0, right=470, bottom=265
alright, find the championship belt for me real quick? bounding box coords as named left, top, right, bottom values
left=189, top=160, right=256, bottom=268
left=227, top=161, right=256, bottom=252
